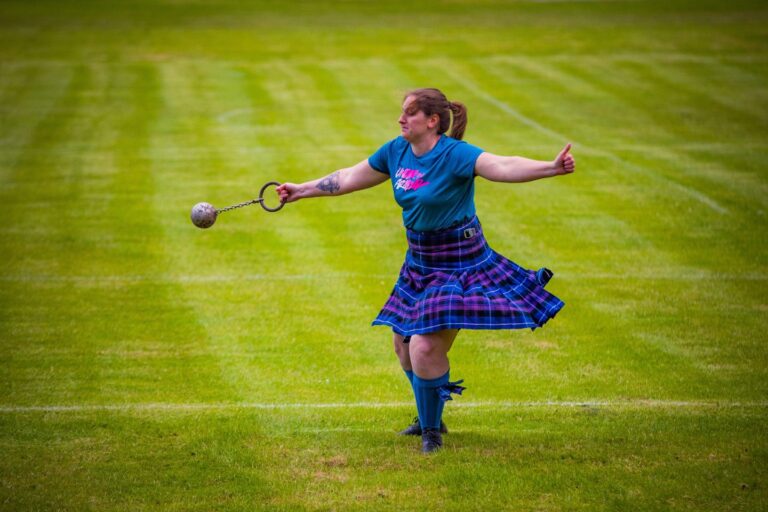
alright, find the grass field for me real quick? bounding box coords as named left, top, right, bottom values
left=1, top=0, right=767, bottom=510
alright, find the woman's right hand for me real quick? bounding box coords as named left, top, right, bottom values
left=276, top=182, right=302, bottom=203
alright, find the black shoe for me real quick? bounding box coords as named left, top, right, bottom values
left=421, top=428, right=443, bottom=453
left=398, top=417, right=448, bottom=436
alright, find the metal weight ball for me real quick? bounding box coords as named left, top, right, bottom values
left=190, top=181, right=284, bottom=229
left=191, top=202, right=218, bottom=229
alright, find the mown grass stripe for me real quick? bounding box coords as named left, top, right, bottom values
left=282, top=61, right=402, bottom=298
left=2, top=399, right=766, bottom=414
left=543, top=52, right=768, bottom=64
left=104, top=61, right=240, bottom=403
left=618, top=144, right=768, bottom=211
left=0, top=65, right=77, bottom=188
left=432, top=58, right=688, bottom=272
left=452, top=59, right=732, bottom=216
left=616, top=57, right=765, bottom=135
left=480, top=56, right=733, bottom=187
left=429, top=57, right=763, bottom=399
left=323, top=58, right=414, bottom=142
left=656, top=61, right=768, bottom=123
left=1, top=271, right=766, bottom=284
left=468, top=57, right=730, bottom=214
left=151, top=61, right=284, bottom=403
left=443, top=66, right=572, bottom=146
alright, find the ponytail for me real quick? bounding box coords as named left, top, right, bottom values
left=447, top=101, right=467, bottom=140
left=405, top=88, right=469, bottom=140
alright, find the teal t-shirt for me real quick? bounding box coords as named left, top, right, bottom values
left=368, top=135, right=484, bottom=232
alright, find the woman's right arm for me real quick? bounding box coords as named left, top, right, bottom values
left=276, top=159, right=388, bottom=203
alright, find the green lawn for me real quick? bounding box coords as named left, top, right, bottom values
left=1, top=0, right=767, bottom=510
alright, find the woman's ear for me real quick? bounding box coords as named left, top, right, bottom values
left=428, top=113, right=440, bottom=130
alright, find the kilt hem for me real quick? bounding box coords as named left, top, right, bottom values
left=371, top=217, right=565, bottom=335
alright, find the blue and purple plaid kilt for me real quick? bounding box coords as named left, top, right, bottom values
left=372, top=216, right=564, bottom=336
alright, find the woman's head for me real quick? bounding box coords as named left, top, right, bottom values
left=401, top=88, right=468, bottom=140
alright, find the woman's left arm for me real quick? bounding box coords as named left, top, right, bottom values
left=474, top=143, right=575, bottom=183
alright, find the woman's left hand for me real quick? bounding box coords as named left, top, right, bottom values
left=553, top=143, right=575, bottom=175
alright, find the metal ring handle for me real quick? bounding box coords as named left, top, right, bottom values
left=258, top=181, right=285, bottom=212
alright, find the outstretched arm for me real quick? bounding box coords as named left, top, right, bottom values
left=475, top=143, right=575, bottom=183
left=276, top=159, right=388, bottom=203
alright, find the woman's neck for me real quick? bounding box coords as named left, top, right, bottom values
left=410, top=133, right=441, bottom=157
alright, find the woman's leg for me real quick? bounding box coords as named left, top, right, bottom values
left=393, top=332, right=415, bottom=403
left=409, top=329, right=458, bottom=379
left=409, top=330, right=462, bottom=452
left=394, top=332, right=450, bottom=435
left=392, top=332, right=412, bottom=372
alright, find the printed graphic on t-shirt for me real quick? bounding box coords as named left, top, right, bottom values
left=394, top=167, right=430, bottom=192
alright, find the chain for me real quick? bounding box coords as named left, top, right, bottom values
left=213, top=181, right=284, bottom=214
left=216, top=198, right=263, bottom=213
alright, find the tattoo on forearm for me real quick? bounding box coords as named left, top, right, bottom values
left=316, top=171, right=341, bottom=193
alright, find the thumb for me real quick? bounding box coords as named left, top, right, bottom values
left=557, top=143, right=572, bottom=159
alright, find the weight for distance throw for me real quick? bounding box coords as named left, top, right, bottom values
left=190, top=181, right=284, bottom=229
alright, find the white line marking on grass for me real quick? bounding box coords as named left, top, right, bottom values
left=587, top=149, right=731, bottom=215
left=442, top=68, right=730, bottom=215
left=0, top=402, right=414, bottom=413
left=1, top=400, right=766, bottom=414
left=2, top=271, right=766, bottom=284
left=450, top=75, right=570, bottom=143
left=484, top=54, right=768, bottom=65
left=524, top=0, right=639, bottom=3
left=0, top=273, right=391, bottom=284
left=216, top=107, right=253, bottom=123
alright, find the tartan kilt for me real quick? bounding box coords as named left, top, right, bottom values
left=372, top=216, right=564, bottom=336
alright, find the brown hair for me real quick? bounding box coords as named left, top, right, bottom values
left=404, top=88, right=468, bottom=140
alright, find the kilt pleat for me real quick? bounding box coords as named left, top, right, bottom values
left=372, top=217, right=564, bottom=336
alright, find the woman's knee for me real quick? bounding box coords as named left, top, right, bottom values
left=409, top=331, right=458, bottom=362
left=409, top=336, right=439, bottom=362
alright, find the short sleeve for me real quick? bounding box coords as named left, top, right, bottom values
left=368, top=140, right=393, bottom=176
left=449, top=140, right=484, bottom=179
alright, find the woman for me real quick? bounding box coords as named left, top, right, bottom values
left=277, top=88, right=574, bottom=453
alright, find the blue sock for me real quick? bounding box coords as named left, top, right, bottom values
left=404, top=370, right=417, bottom=409
left=412, top=371, right=450, bottom=430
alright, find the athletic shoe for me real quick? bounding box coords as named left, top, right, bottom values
left=421, top=428, right=443, bottom=453
left=398, top=416, right=448, bottom=436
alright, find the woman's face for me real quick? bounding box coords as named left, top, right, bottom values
left=399, top=96, right=438, bottom=142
